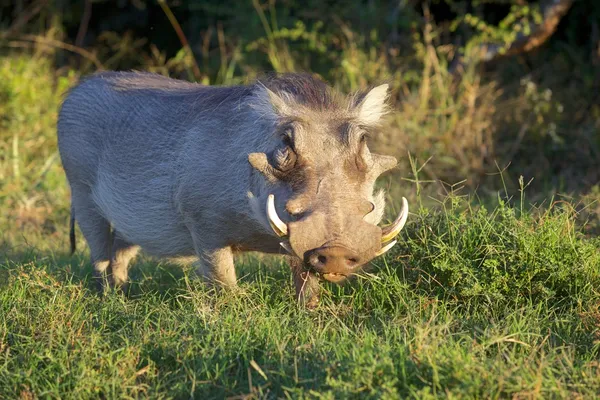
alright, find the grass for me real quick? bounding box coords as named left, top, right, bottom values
left=2, top=193, right=599, bottom=398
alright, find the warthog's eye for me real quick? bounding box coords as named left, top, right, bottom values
left=274, top=145, right=297, bottom=172
left=272, top=126, right=297, bottom=173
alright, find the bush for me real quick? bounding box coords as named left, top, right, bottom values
left=393, top=194, right=600, bottom=308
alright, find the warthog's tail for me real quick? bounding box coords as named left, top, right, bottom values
left=70, top=208, right=76, bottom=255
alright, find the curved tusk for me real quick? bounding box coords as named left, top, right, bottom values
left=381, top=197, right=409, bottom=243
left=375, top=240, right=397, bottom=257
left=267, top=194, right=288, bottom=237
left=280, top=241, right=294, bottom=255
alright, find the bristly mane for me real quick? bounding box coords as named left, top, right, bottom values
left=260, top=73, right=338, bottom=111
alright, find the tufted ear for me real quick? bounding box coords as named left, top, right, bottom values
left=265, top=87, right=293, bottom=115
left=251, top=83, right=295, bottom=119
left=355, top=84, right=390, bottom=125
left=371, top=154, right=398, bottom=176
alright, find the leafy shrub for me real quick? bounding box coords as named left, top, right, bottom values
left=393, top=195, right=600, bottom=307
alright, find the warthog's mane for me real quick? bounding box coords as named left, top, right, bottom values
left=259, top=73, right=342, bottom=111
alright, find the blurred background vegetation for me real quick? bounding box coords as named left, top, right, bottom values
left=0, top=0, right=599, bottom=247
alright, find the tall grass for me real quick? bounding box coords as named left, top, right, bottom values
left=2, top=1, right=598, bottom=192
left=0, top=56, right=77, bottom=251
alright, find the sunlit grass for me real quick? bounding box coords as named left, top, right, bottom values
left=2, top=190, right=600, bottom=398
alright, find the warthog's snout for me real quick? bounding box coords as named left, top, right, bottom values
left=305, top=246, right=362, bottom=282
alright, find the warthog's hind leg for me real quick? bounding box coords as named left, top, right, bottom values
left=71, top=192, right=112, bottom=293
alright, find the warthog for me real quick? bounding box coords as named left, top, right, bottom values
left=58, top=72, right=408, bottom=306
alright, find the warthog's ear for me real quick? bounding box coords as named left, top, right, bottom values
left=371, top=154, right=398, bottom=176
left=252, top=83, right=294, bottom=118
left=355, top=84, right=390, bottom=125
left=265, top=87, right=293, bottom=115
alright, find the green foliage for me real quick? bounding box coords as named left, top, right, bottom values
left=519, top=77, right=565, bottom=144
left=1, top=0, right=599, bottom=191
left=458, top=4, right=544, bottom=55
left=395, top=195, right=600, bottom=307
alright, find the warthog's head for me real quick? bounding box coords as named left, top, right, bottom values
left=248, top=74, right=408, bottom=283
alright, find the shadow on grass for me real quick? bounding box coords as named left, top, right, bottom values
left=0, top=240, right=295, bottom=302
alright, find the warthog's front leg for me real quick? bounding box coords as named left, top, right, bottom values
left=289, top=256, right=320, bottom=308
left=194, top=246, right=237, bottom=288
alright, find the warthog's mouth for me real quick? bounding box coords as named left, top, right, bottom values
left=303, top=270, right=349, bottom=284
left=321, top=272, right=348, bottom=283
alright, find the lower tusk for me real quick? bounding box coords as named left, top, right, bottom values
left=375, top=240, right=397, bottom=257
left=280, top=241, right=294, bottom=255
left=381, top=197, right=409, bottom=243
left=267, top=194, right=288, bottom=237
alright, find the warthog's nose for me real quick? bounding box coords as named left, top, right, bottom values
left=305, top=246, right=361, bottom=275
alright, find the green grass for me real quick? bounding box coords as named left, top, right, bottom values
left=2, top=195, right=599, bottom=399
